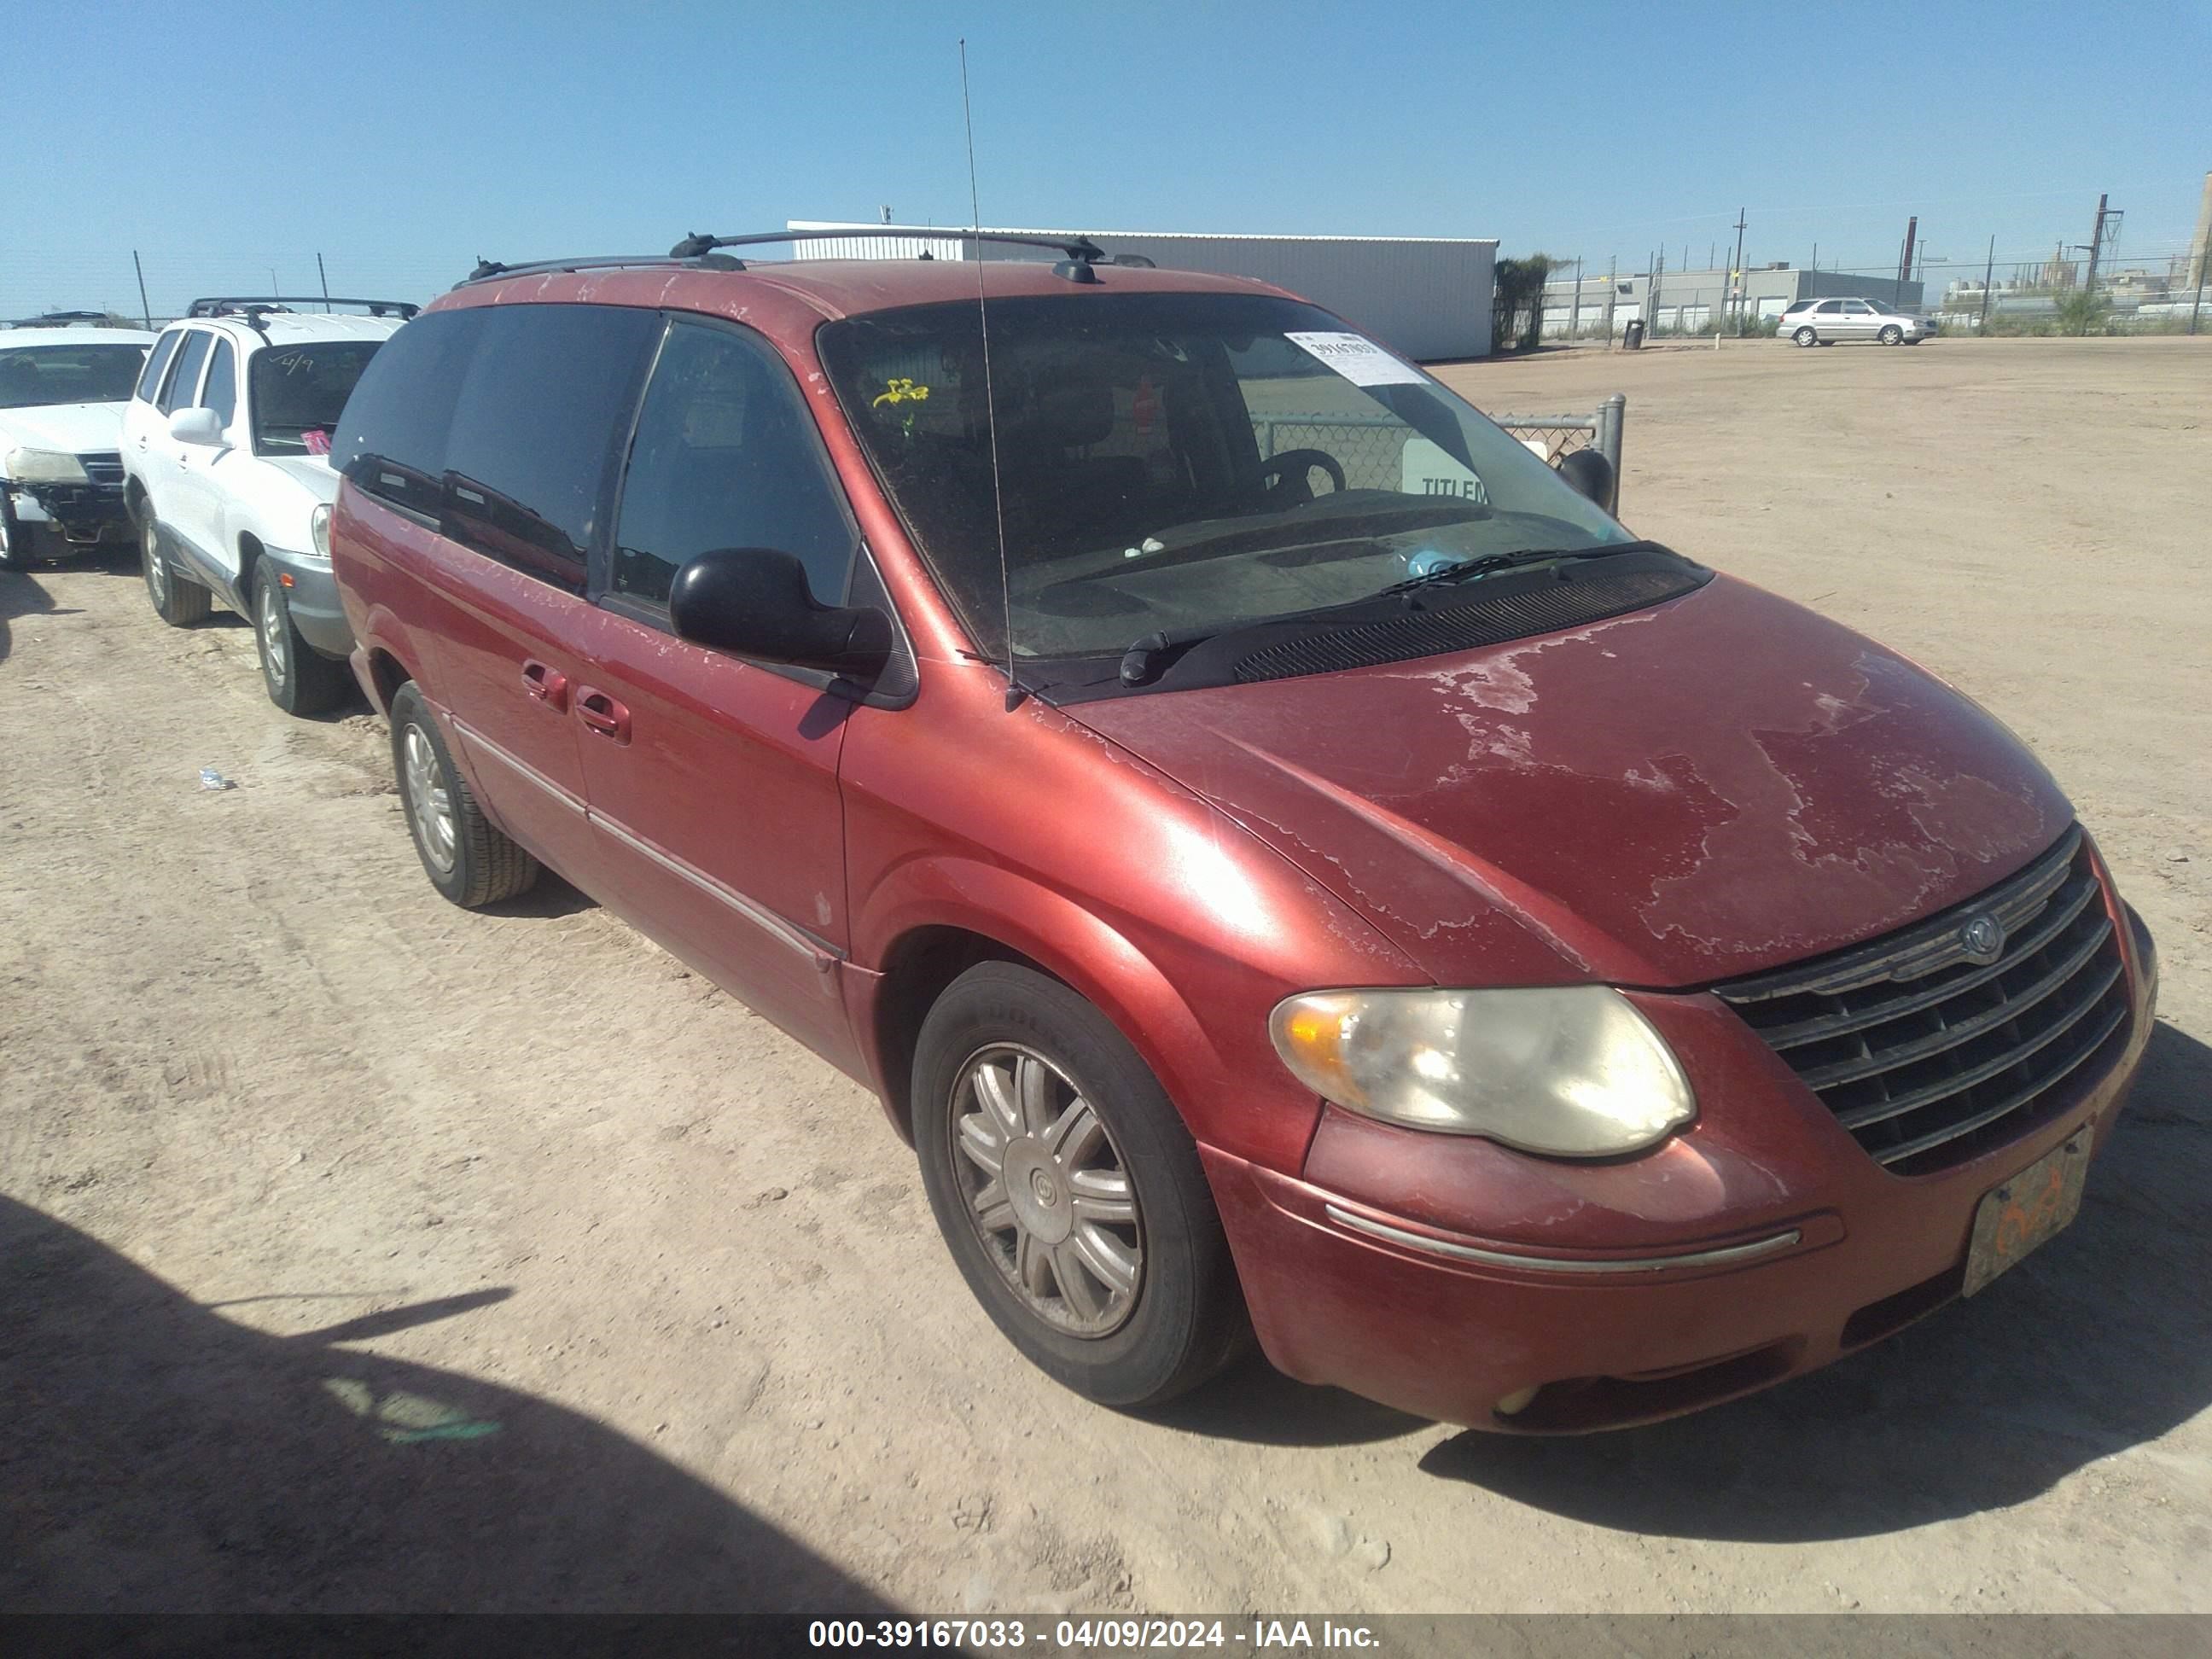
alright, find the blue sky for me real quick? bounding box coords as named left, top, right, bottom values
left=7, top=0, right=2208, bottom=318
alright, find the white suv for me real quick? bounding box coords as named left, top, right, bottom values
left=1, top=314, right=154, bottom=571
left=1779, top=295, right=1936, bottom=347
left=124, top=298, right=412, bottom=712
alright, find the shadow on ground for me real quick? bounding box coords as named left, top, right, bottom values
left=1145, top=1349, right=1428, bottom=1448
left=0, top=1195, right=895, bottom=1613
left=1421, top=1019, right=2212, bottom=1541
left=1, top=567, right=73, bottom=663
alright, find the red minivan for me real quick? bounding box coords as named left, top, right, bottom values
left=330, top=236, right=2157, bottom=1432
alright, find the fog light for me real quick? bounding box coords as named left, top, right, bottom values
left=1494, top=1386, right=1540, bottom=1417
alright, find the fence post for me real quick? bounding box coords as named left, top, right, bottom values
left=1596, top=394, right=1626, bottom=515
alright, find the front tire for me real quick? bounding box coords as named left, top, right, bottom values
left=912, top=961, right=1249, bottom=1409
left=1792, top=326, right=1818, bottom=347
left=387, top=680, right=539, bottom=908
left=139, top=504, right=209, bottom=626
left=1879, top=325, right=1903, bottom=346
left=253, top=563, right=350, bottom=716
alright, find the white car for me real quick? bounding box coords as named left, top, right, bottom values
left=125, top=298, right=413, bottom=712
left=1, top=314, right=154, bottom=570
left=1778, top=295, right=1937, bottom=346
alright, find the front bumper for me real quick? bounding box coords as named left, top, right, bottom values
left=3, top=481, right=133, bottom=555
left=259, top=550, right=355, bottom=658
left=1205, top=914, right=2156, bottom=1433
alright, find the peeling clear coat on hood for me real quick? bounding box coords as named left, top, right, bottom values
left=1068, top=574, right=2070, bottom=988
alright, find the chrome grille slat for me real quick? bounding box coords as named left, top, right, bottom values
left=1837, top=953, right=2125, bottom=1131
left=1763, top=874, right=2101, bottom=1051
left=1872, top=1002, right=2128, bottom=1167
left=1796, top=916, right=2113, bottom=1090
left=1714, top=826, right=2131, bottom=1174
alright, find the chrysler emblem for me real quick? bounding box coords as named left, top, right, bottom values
left=1959, top=913, right=2006, bottom=965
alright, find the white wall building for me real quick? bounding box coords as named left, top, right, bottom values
left=787, top=222, right=1499, bottom=360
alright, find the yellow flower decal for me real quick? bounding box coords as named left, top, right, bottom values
left=872, top=377, right=931, bottom=408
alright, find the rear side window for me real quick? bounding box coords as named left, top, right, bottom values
left=201, top=338, right=236, bottom=428
left=334, top=309, right=484, bottom=519
left=335, top=305, right=657, bottom=593
left=1814, top=300, right=1842, bottom=315
left=136, top=331, right=181, bottom=401
left=159, top=330, right=212, bottom=415
left=439, top=306, right=661, bottom=591
left=610, top=321, right=857, bottom=608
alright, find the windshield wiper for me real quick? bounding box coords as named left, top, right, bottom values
left=1374, top=539, right=1656, bottom=599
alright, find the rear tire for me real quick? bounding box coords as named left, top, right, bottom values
left=253, top=562, right=350, bottom=716
left=139, top=504, right=209, bottom=626
left=1792, top=326, right=1818, bottom=347
left=387, top=680, right=539, bottom=908
left=912, top=961, right=1250, bottom=1410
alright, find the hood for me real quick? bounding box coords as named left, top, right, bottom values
left=259, top=454, right=340, bottom=506
left=1068, top=574, right=2071, bottom=988
left=0, top=401, right=128, bottom=457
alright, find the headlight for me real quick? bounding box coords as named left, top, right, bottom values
left=311, top=503, right=332, bottom=559
left=5, top=447, right=90, bottom=484
left=1269, top=986, right=1695, bottom=1157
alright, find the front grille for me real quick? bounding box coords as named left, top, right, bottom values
left=78, top=451, right=125, bottom=490
left=1715, top=826, right=2129, bottom=1174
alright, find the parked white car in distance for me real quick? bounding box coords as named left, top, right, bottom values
left=124, top=299, right=412, bottom=712
left=1779, top=295, right=1937, bottom=346
left=1, top=315, right=154, bottom=570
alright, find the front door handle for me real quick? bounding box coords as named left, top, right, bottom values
left=521, top=658, right=570, bottom=711
left=575, top=686, right=632, bottom=744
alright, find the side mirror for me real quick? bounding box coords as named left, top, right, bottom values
left=169, top=406, right=224, bottom=446
left=669, top=548, right=893, bottom=678
left=1555, top=448, right=1616, bottom=514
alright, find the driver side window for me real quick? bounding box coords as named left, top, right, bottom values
left=609, top=321, right=858, bottom=610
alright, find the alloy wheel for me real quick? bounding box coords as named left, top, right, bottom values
left=402, top=725, right=457, bottom=874
left=258, top=581, right=289, bottom=693
left=948, top=1043, right=1144, bottom=1337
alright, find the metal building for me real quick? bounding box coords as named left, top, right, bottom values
left=1541, top=263, right=1927, bottom=339
left=787, top=222, right=1499, bottom=360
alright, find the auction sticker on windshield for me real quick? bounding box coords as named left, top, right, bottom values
left=1284, top=330, right=1427, bottom=387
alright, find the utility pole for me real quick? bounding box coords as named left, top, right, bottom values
left=1896, top=216, right=1918, bottom=288
left=1569, top=257, right=1582, bottom=341
left=2081, top=194, right=2109, bottom=302
left=1979, top=235, right=1995, bottom=332
left=1651, top=247, right=1664, bottom=333
left=1810, top=242, right=1818, bottom=274
left=131, top=250, right=152, bottom=329
left=1604, top=254, right=1617, bottom=346
left=1728, top=206, right=1747, bottom=332
left=317, top=252, right=331, bottom=311
left=2192, top=249, right=2206, bottom=335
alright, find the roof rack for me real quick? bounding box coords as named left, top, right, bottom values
left=9, top=309, right=123, bottom=328
left=185, top=296, right=420, bottom=320
left=457, top=229, right=1148, bottom=289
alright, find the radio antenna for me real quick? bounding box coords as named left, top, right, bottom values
left=959, top=38, right=1022, bottom=712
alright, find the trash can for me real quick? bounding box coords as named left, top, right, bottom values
left=1623, top=319, right=1644, bottom=350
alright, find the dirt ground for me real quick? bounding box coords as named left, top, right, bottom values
left=3, top=337, right=2207, bottom=1617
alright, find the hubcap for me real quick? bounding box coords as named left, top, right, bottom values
left=259, top=583, right=289, bottom=689
left=402, top=725, right=457, bottom=874
left=949, top=1044, right=1142, bottom=1337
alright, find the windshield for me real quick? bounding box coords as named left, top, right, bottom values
left=250, top=340, right=384, bottom=455
left=0, top=343, right=147, bottom=410
left=818, top=293, right=1630, bottom=666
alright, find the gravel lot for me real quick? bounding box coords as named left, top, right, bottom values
left=3, top=336, right=2207, bottom=1617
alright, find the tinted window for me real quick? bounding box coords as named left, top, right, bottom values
left=201, top=338, right=236, bottom=428
left=1843, top=300, right=1873, bottom=314
left=611, top=322, right=857, bottom=608
left=333, top=308, right=484, bottom=519
left=159, top=331, right=212, bottom=415
left=251, top=340, right=384, bottom=455
left=1813, top=300, right=1842, bottom=315
left=135, top=331, right=181, bottom=401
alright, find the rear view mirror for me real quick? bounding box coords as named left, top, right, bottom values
left=169, top=406, right=224, bottom=446
left=669, top=548, right=893, bottom=678
left=1556, top=448, right=1616, bottom=514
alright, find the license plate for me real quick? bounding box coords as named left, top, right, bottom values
left=1962, top=1127, right=2093, bottom=1296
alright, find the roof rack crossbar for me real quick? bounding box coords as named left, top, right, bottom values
left=666, top=227, right=1109, bottom=267
left=185, top=295, right=420, bottom=319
